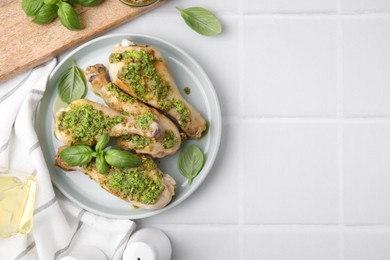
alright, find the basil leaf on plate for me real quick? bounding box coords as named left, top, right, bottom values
left=60, top=145, right=94, bottom=166
left=177, top=144, right=205, bottom=185
left=58, top=60, right=87, bottom=103
left=74, top=0, right=103, bottom=7
left=96, top=153, right=110, bottom=174
left=57, top=1, right=81, bottom=30
left=32, top=4, right=58, bottom=24
left=22, top=0, right=44, bottom=17
left=105, top=149, right=141, bottom=168
left=176, top=6, right=222, bottom=36
left=95, top=134, right=110, bottom=153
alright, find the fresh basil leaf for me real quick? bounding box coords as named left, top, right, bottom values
left=177, top=144, right=205, bottom=185
left=57, top=1, right=81, bottom=30
left=22, top=0, right=44, bottom=17
left=32, top=4, right=58, bottom=24
left=95, top=134, right=110, bottom=153
left=74, top=0, right=103, bottom=7
left=58, top=60, right=87, bottom=103
left=96, top=153, right=109, bottom=174
left=176, top=7, right=222, bottom=36
left=104, top=149, right=141, bottom=168
left=44, top=0, right=58, bottom=5
left=59, top=145, right=93, bottom=166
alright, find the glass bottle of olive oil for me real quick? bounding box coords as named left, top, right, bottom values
left=0, top=169, right=37, bottom=239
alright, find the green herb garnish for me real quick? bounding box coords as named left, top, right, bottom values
left=105, top=149, right=142, bottom=168
left=57, top=1, right=80, bottom=30
left=58, top=60, right=87, bottom=104
left=32, top=3, right=58, bottom=24
left=176, top=7, right=222, bottom=36
left=22, top=0, right=103, bottom=30
left=59, top=135, right=141, bottom=174
left=177, top=144, right=205, bottom=185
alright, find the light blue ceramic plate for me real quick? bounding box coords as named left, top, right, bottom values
left=36, top=33, right=221, bottom=219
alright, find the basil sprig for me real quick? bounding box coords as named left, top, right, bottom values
left=58, top=60, right=87, bottom=104
left=32, top=4, right=58, bottom=24
left=59, top=135, right=141, bottom=174
left=57, top=1, right=81, bottom=30
left=105, top=149, right=142, bottom=168
left=73, top=0, right=103, bottom=7
left=177, top=144, right=205, bottom=185
left=21, top=0, right=104, bottom=30
left=176, top=7, right=222, bottom=36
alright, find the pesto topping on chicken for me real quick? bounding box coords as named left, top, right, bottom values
left=107, top=83, right=137, bottom=104
left=136, top=112, right=154, bottom=130
left=123, top=134, right=151, bottom=149
left=158, top=99, right=190, bottom=128
left=114, top=50, right=170, bottom=101
left=106, top=163, right=164, bottom=205
left=162, top=130, right=178, bottom=149
left=58, top=104, right=124, bottom=145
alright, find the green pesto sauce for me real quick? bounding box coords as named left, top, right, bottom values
left=58, top=104, right=124, bottom=145
left=123, top=134, right=151, bottom=149
left=106, top=165, right=163, bottom=205
left=159, top=99, right=190, bottom=127
left=136, top=112, right=154, bottom=130
left=162, top=130, right=178, bottom=149
left=114, top=50, right=170, bottom=101
left=107, top=83, right=137, bottom=104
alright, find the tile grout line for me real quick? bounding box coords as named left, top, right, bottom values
left=336, top=3, right=345, bottom=259
left=238, top=0, right=245, bottom=259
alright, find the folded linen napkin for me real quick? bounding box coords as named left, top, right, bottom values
left=0, top=59, right=136, bottom=260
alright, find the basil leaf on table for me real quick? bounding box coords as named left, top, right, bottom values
left=57, top=1, right=81, bottom=30
left=177, top=144, right=205, bottom=185
left=59, top=145, right=94, bottom=166
left=43, top=0, right=58, bottom=5
left=58, top=60, right=87, bottom=103
left=22, top=0, right=44, bottom=17
left=176, top=7, right=222, bottom=36
left=74, top=0, right=103, bottom=7
left=105, top=149, right=141, bottom=168
left=95, top=134, right=110, bottom=153
left=96, top=153, right=110, bottom=174
left=32, top=4, right=58, bottom=24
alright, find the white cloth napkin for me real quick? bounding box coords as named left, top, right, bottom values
left=0, top=59, right=136, bottom=260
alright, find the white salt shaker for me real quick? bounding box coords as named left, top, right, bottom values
left=123, top=228, right=172, bottom=260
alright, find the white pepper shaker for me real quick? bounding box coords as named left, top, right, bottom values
left=122, top=228, right=172, bottom=260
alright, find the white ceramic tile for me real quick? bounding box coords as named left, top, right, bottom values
left=243, top=17, right=337, bottom=117
left=244, top=230, right=340, bottom=260
left=342, top=0, right=390, bottom=12
left=243, top=122, right=338, bottom=224
left=143, top=14, right=241, bottom=116
left=108, top=14, right=146, bottom=34
left=147, top=227, right=239, bottom=260
left=345, top=231, right=390, bottom=260
left=344, top=123, right=390, bottom=224
left=244, top=0, right=337, bottom=13
left=343, top=18, right=390, bottom=116
left=154, top=0, right=239, bottom=14
left=139, top=120, right=240, bottom=224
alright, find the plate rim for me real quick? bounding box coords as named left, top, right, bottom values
left=39, top=33, right=222, bottom=219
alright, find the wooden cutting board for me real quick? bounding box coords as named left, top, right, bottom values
left=0, top=0, right=166, bottom=83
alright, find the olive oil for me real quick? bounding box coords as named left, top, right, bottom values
left=0, top=171, right=37, bottom=239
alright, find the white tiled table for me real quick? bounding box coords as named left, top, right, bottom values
left=63, top=0, right=390, bottom=258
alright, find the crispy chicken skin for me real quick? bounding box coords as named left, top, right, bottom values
left=55, top=146, right=176, bottom=210
left=108, top=40, right=207, bottom=138
left=54, top=99, right=162, bottom=146
left=85, top=64, right=182, bottom=158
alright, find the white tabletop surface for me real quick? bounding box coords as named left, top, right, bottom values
left=59, top=0, right=390, bottom=259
